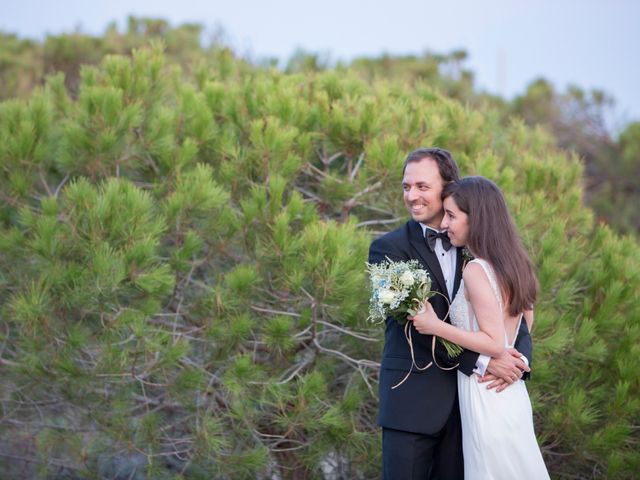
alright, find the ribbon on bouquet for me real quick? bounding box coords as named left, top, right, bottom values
left=391, top=291, right=460, bottom=390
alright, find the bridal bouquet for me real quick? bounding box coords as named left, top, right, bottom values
left=367, top=258, right=462, bottom=358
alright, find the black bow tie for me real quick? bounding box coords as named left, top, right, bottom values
left=425, top=229, right=452, bottom=252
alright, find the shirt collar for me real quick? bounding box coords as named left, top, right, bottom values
left=419, top=223, right=446, bottom=236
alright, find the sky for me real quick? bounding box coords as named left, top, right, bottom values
left=3, top=0, right=640, bottom=129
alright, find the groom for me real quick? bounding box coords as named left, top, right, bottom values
left=368, top=148, right=533, bottom=479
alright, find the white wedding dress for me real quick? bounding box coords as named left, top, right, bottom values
left=451, top=259, right=549, bottom=479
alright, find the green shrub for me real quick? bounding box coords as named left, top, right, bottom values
left=1, top=44, right=638, bottom=479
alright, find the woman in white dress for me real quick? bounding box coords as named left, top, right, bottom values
left=411, top=176, right=549, bottom=479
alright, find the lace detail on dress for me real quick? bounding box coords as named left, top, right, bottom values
left=450, top=281, right=471, bottom=331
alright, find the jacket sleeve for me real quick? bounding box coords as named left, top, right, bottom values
left=514, top=318, right=533, bottom=380
left=457, top=349, right=481, bottom=376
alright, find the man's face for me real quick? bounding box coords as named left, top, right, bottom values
left=402, top=157, right=445, bottom=228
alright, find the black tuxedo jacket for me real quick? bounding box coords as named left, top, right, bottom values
left=369, top=220, right=533, bottom=435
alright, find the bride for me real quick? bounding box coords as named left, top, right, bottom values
left=410, top=176, right=549, bottom=479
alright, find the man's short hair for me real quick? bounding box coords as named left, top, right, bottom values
left=402, top=147, right=460, bottom=184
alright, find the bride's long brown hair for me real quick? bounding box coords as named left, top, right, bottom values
left=443, top=176, right=538, bottom=315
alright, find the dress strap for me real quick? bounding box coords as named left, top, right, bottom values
left=468, top=259, right=502, bottom=307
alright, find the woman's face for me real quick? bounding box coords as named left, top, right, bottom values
left=441, top=196, right=469, bottom=247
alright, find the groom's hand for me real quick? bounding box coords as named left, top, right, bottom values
left=479, top=348, right=530, bottom=392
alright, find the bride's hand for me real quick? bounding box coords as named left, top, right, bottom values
left=409, top=301, right=439, bottom=334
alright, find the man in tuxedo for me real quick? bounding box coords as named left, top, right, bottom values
left=368, top=148, right=532, bottom=479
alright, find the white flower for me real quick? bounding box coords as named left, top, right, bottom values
left=416, top=270, right=428, bottom=283
left=379, top=289, right=395, bottom=305
left=400, top=270, right=414, bottom=287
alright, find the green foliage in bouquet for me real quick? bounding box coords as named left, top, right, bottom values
left=0, top=43, right=639, bottom=479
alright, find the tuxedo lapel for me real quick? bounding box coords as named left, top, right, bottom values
left=407, top=220, right=450, bottom=300
left=453, top=247, right=464, bottom=297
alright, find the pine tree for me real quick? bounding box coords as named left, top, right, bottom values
left=1, top=44, right=638, bottom=479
